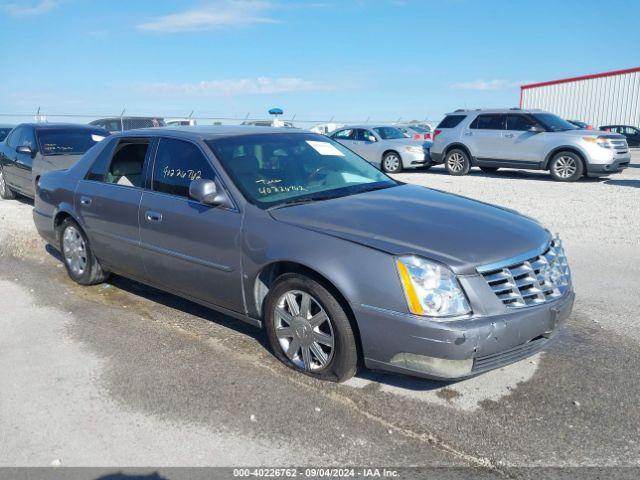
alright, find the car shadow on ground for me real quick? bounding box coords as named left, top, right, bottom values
left=408, top=165, right=621, bottom=184
left=44, top=245, right=271, bottom=353
left=45, top=243, right=453, bottom=391
left=603, top=179, right=640, bottom=188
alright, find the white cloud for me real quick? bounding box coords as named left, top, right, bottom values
left=449, top=79, right=522, bottom=91
left=138, top=0, right=277, bottom=33
left=1, top=0, right=59, bottom=16
left=138, top=77, right=333, bottom=96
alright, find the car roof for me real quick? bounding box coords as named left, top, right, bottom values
left=335, top=125, right=398, bottom=130
left=117, top=125, right=313, bottom=140
left=444, top=108, right=547, bottom=115
left=14, top=122, right=108, bottom=130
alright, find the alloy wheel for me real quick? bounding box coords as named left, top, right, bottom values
left=553, top=156, right=577, bottom=179
left=0, top=168, right=6, bottom=197
left=447, top=152, right=465, bottom=172
left=274, top=290, right=335, bottom=371
left=62, top=226, right=88, bottom=276
left=384, top=154, right=400, bottom=172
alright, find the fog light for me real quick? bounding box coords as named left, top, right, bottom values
left=390, top=353, right=473, bottom=378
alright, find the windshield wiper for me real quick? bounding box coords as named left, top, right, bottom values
left=269, top=192, right=342, bottom=210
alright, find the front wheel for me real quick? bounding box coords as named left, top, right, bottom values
left=0, top=166, right=16, bottom=200
left=59, top=218, right=109, bottom=285
left=549, top=152, right=584, bottom=182
left=264, top=273, right=358, bottom=382
left=381, top=152, right=402, bottom=173
left=445, top=149, right=471, bottom=176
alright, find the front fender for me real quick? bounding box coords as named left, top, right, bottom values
left=241, top=206, right=409, bottom=321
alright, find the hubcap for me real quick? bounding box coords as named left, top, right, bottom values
left=447, top=152, right=465, bottom=172
left=554, top=156, right=577, bottom=178
left=0, top=169, right=5, bottom=196
left=274, top=290, right=335, bottom=371
left=384, top=155, right=400, bottom=172
left=62, top=226, right=87, bottom=276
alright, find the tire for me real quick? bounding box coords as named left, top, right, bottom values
left=264, top=273, right=358, bottom=382
left=445, top=149, right=471, bottom=176
left=59, top=218, right=109, bottom=285
left=480, top=167, right=499, bottom=174
left=0, top=166, right=16, bottom=200
left=381, top=152, right=402, bottom=173
left=549, top=151, right=584, bottom=182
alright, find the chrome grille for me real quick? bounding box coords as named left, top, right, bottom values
left=479, top=237, right=571, bottom=309
left=608, top=138, right=629, bottom=153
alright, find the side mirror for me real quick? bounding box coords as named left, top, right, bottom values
left=528, top=125, right=545, bottom=134
left=189, top=178, right=230, bottom=207
left=367, top=135, right=377, bottom=142
left=16, top=145, right=34, bottom=156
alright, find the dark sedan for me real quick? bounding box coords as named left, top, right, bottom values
left=0, top=123, right=109, bottom=200
left=600, top=125, right=640, bottom=147
left=33, top=126, right=574, bottom=382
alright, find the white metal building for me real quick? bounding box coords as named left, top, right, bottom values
left=520, top=67, right=640, bottom=128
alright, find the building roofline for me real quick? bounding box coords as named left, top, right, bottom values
left=520, top=66, right=640, bottom=90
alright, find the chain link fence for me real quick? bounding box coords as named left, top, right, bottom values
left=0, top=111, right=442, bottom=135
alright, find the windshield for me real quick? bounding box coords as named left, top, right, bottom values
left=532, top=113, right=578, bottom=132
left=0, top=128, right=12, bottom=142
left=37, top=129, right=109, bottom=156
left=206, top=133, right=397, bottom=209
left=373, top=126, right=407, bottom=140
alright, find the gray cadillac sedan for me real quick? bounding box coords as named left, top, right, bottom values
left=33, top=126, right=574, bottom=382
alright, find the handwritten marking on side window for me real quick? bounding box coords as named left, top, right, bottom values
left=162, top=165, right=202, bottom=181
left=256, top=179, right=282, bottom=185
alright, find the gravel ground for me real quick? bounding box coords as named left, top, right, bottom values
left=0, top=151, right=638, bottom=470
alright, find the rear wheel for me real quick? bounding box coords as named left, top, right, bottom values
left=0, top=166, right=16, bottom=200
left=480, top=167, right=499, bottom=174
left=264, top=273, right=358, bottom=382
left=59, top=218, right=109, bottom=285
left=382, top=152, right=402, bottom=173
left=445, top=149, right=471, bottom=176
left=549, top=151, right=584, bottom=182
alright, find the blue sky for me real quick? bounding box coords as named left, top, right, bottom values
left=1, top=0, right=639, bottom=123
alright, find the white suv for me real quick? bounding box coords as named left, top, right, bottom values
left=430, top=109, right=630, bottom=182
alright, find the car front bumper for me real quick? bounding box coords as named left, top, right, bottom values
left=586, top=156, right=631, bottom=177
left=354, top=290, right=574, bottom=380
left=402, top=150, right=431, bottom=169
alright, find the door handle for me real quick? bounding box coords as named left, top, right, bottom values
left=80, top=196, right=92, bottom=206
left=145, top=211, right=163, bottom=223
left=504, top=133, right=514, bottom=138
left=463, top=131, right=472, bottom=136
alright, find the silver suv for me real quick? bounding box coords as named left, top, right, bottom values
left=430, top=109, right=631, bottom=182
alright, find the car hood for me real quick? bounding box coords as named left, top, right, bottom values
left=269, top=184, right=550, bottom=274
left=555, top=129, right=625, bottom=139
left=383, top=137, right=427, bottom=147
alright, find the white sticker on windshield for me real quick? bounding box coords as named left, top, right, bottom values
left=91, top=134, right=106, bottom=142
left=306, top=140, right=344, bottom=156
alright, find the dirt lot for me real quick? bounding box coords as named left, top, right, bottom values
left=0, top=152, right=639, bottom=471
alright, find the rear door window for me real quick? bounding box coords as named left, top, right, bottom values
left=437, top=115, right=466, bottom=128
left=470, top=114, right=506, bottom=130
left=102, top=139, right=151, bottom=188
left=505, top=115, right=536, bottom=131
left=152, top=138, right=216, bottom=198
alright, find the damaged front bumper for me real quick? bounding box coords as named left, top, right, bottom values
left=355, top=289, right=574, bottom=380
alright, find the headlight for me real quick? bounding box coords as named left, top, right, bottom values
left=583, top=136, right=611, bottom=149
left=405, top=145, right=424, bottom=153
left=396, top=256, right=471, bottom=318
